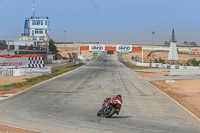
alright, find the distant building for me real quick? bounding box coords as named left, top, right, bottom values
left=182, top=41, right=198, bottom=47
left=20, top=16, right=50, bottom=42
left=0, top=0, right=49, bottom=56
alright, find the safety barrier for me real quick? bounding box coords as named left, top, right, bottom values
left=170, top=69, right=200, bottom=76
left=0, top=69, right=14, bottom=76
left=0, top=68, right=51, bottom=76
left=0, top=60, right=83, bottom=76
left=51, top=61, right=82, bottom=72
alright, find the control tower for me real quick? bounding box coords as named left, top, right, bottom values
left=20, top=0, right=50, bottom=42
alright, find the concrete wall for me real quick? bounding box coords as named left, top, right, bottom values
left=170, top=69, right=200, bottom=76
left=0, top=68, right=51, bottom=76
left=51, top=61, right=82, bottom=72
left=52, top=59, right=70, bottom=64
left=0, top=61, right=82, bottom=76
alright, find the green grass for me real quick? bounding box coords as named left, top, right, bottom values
left=91, top=52, right=98, bottom=60
left=0, top=64, right=83, bottom=91
left=117, top=53, right=150, bottom=70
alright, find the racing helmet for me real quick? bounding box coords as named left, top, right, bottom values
left=116, top=94, right=122, bottom=98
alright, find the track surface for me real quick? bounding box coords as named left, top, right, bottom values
left=0, top=53, right=200, bottom=133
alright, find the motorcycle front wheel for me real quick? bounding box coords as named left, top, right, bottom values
left=105, top=107, right=116, bottom=118
left=97, top=109, right=103, bottom=116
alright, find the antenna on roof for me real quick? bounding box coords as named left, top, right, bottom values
left=32, top=0, right=36, bottom=18
left=170, top=29, right=176, bottom=43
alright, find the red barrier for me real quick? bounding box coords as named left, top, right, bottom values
left=80, top=46, right=89, bottom=50
left=192, top=49, right=199, bottom=52
left=132, top=47, right=142, bottom=51
left=0, top=55, right=42, bottom=58
left=105, top=47, right=116, bottom=51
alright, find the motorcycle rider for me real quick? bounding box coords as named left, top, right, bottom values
left=104, top=95, right=123, bottom=115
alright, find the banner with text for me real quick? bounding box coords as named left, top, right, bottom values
left=0, top=57, right=29, bottom=68
left=89, top=45, right=105, bottom=52
left=116, top=45, right=132, bottom=52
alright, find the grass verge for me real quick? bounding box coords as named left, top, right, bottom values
left=0, top=64, right=83, bottom=91
left=91, top=52, right=98, bottom=60
left=117, top=53, right=150, bottom=70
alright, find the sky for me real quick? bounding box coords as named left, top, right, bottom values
left=0, top=0, right=200, bottom=45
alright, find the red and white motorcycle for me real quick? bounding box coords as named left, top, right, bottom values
left=97, top=99, right=122, bottom=118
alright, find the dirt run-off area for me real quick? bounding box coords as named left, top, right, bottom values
left=134, top=69, right=200, bottom=119
left=0, top=76, right=36, bottom=97
left=0, top=125, right=34, bottom=133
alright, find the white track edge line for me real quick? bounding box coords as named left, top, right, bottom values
left=118, top=60, right=200, bottom=123
left=0, top=63, right=87, bottom=132
left=133, top=67, right=200, bottom=122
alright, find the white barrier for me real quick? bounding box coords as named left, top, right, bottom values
left=0, top=68, right=51, bottom=76
left=170, top=69, right=200, bottom=76
left=52, top=60, right=70, bottom=64
left=132, top=60, right=169, bottom=69
left=178, top=66, right=200, bottom=70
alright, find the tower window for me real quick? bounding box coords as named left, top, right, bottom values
left=35, top=29, right=43, bottom=34
left=32, top=20, right=37, bottom=25
left=37, top=20, right=40, bottom=25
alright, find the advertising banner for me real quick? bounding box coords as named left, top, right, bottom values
left=0, top=57, right=29, bottom=68
left=0, top=55, right=43, bottom=68
left=116, top=45, right=132, bottom=52
left=89, top=45, right=105, bottom=52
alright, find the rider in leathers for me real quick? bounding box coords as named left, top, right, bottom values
left=104, top=95, right=123, bottom=115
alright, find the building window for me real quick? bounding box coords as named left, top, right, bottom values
left=32, top=30, right=35, bottom=36
left=39, top=37, right=44, bottom=40
left=37, top=20, right=40, bottom=25
left=35, top=29, right=43, bottom=34
left=45, top=21, right=48, bottom=25
left=41, top=21, right=43, bottom=25
left=33, top=37, right=37, bottom=40
left=45, top=29, right=48, bottom=34
left=32, top=20, right=37, bottom=25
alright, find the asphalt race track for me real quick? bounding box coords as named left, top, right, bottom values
left=0, top=53, right=200, bottom=133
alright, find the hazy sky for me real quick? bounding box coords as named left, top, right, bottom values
left=0, top=0, right=200, bottom=44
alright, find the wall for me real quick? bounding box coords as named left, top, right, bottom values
left=170, top=69, right=200, bottom=76
left=0, top=61, right=82, bottom=76
left=51, top=62, right=78, bottom=72
left=0, top=68, right=51, bottom=76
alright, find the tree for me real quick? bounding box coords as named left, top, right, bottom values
left=190, top=42, right=197, bottom=46
left=49, top=39, right=58, bottom=54
left=184, top=41, right=188, bottom=45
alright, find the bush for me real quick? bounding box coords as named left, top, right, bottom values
left=187, top=59, right=200, bottom=66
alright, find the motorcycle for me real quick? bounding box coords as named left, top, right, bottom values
left=97, top=99, right=122, bottom=118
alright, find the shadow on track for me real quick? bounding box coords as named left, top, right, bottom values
left=108, top=116, right=131, bottom=119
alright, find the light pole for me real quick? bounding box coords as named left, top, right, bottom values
left=152, top=31, right=155, bottom=45
left=64, top=29, right=66, bottom=45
